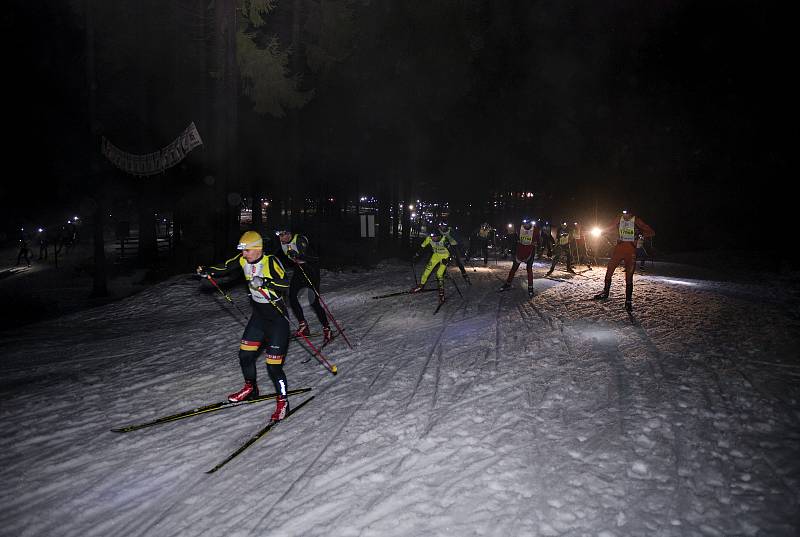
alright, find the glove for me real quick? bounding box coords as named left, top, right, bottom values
left=412, top=252, right=420, bottom=263
left=250, top=276, right=265, bottom=289
left=287, top=249, right=299, bottom=259
left=196, top=266, right=208, bottom=278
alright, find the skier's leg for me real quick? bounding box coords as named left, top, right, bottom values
left=265, top=310, right=291, bottom=421
left=596, top=245, right=621, bottom=299
left=420, top=257, right=437, bottom=285
left=228, top=309, right=268, bottom=401
left=287, top=275, right=305, bottom=323
left=506, top=260, right=520, bottom=282
left=547, top=246, right=559, bottom=274
left=435, top=260, right=447, bottom=282
left=526, top=257, right=534, bottom=286
left=623, top=245, right=636, bottom=306
left=306, top=270, right=328, bottom=328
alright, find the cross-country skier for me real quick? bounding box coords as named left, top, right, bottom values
left=196, top=231, right=292, bottom=422
left=411, top=229, right=452, bottom=303
left=500, top=218, right=539, bottom=297
left=546, top=222, right=576, bottom=276
left=571, top=221, right=592, bottom=269
left=539, top=222, right=554, bottom=258
left=475, top=222, right=494, bottom=266
left=593, top=210, right=655, bottom=312
left=438, top=222, right=471, bottom=285
left=274, top=227, right=332, bottom=344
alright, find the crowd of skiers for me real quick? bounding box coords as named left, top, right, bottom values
left=195, top=209, right=654, bottom=423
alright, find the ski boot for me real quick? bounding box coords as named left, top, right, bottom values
left=410, top=284, right=425, bottom=294
left=270, top=396, right=289, bottom=422
left=438, top=284, right=445, bottom=304
left=228, top=380, right=259, bottom=402
left=594, top=282, right=611, bottom=301
left=499, top=282, right=511, bottom=292
left=528, top=285, right=534, bottom=298
left=625, top=300, right=633, bottom=312
left=295, top=320, right=310, bottom=337
left=323, top=325, right=334, bottom=344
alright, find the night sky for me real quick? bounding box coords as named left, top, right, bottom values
left=2, top=1, right=791, bottom=257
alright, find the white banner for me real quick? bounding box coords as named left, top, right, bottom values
left=101, top=122, right=204, bottom=177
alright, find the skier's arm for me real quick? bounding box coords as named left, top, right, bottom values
left=635, top=218, right=655, bottom=238
left=413, top=236, right=432, bottom=261
left=198, top=253, right=242, bottom=279
left=266, top=256, right=290, bottom=290
left=286, top=235, right=308, bottom=264
left=601, top=217, right=620, bottom=235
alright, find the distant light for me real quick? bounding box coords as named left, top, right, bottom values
left=38, top=228, right=43, bottom=233
left=622, top=210, right=627, bottom=214
left=408, top=204, right=414, bottom=210
left=411, top=213, right=416, bottom=218
left=591, top=227, right=601, bottom=237
left=73, top=216, right=79, bottom=221
left=20, top=227, right=24, bottom=231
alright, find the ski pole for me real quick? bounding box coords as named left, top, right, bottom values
left=205, top=275, right=249, bottom=323
left=295, top=264, right=353, bottom=350
left=411, top=258, right=418, bottom=285
left=256, top=288, right=338, bottom=375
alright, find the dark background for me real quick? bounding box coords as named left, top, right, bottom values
left=2, top=1, right=793, bottom=267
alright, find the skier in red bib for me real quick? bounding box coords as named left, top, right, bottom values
left=593, top=210, right=655, bottom=312
left=500, top=219, right=540, bottom=297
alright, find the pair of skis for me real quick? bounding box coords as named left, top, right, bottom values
left=372, top=287, right=448, bottom=314
left=371, top=288, right=438, bottom=299
left=300, top=328, right=345, bottom=363
left=111, top=388, right=314, bottom=473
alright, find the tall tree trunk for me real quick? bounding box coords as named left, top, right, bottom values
left=211, top=0, right=239, bottom=256
left=86, top=0, right=107, bottom=297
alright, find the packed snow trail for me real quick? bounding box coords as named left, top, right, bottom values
left=1, top=259, right=798, bottom=537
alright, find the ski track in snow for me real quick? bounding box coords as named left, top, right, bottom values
left=1, top=260, right=799, bottom=537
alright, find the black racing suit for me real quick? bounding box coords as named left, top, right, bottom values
left=277, top=234, right=329, bottom=331
left=206, top=252, right=291, bottom=395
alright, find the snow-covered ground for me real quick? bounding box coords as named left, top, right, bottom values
left=1, top=257, right=799, bottom=537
